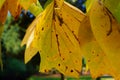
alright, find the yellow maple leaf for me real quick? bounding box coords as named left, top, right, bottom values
left=22, top=0, right=85, bottom=77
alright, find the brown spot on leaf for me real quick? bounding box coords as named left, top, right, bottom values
left=56, top=34, right=61, bottom=57
left=69, top=51, right=72, bottom=53
left=97, top=54, right=99, bottom=57
left=88, top=59, right=91, bottom=62
left=44, top=69, right=47, bottom=72
left=92, top=51, right=95, bottom=54
left=66, top=66, right=68, bottom=69
left=58, top=64, right=60, bottom=67
left=54, top=0, right=58, bottom=8
left=75, top=60, right=78, bottom=63
left=57, top=15, right=64, bottom=26
left=42, top=27, right=44, bottom=31
left=70, top=70, right=74, bottom=73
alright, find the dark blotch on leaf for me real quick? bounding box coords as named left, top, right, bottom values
left=70, top=70, right=74, bottom=73
left=92, top=51, right=95, bottom=54
left=97, top=54, right=99, bottom=57
left=66, top=66, right=68, bottom=69
left=44, top=69, right=47, bottom=72
left=88, top=59, right=91, bottom=62
left=54, top=0, right=58, bottom=8
left=69, top=51, right=72, bottom=53
left=58, top=64, right=60, bottom=67
left=42, top=27, right=44, bottom=31
left=57, top=15, right=64, bottom=26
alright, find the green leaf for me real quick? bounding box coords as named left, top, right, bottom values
left=28, top=2, right=43, bottom=16
left=44, top=0, right=53, bottom=8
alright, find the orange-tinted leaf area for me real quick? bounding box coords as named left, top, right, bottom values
left=0, top=0, right=37, bottom=24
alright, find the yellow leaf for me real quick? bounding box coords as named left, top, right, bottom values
left=20, top=0, right=37, bottom=10
left=21, top=14, right=42, bottom=63
left=23, top=0, right=85, bottom=77
left=90, top=0, right=120, bottom=79
left=21, top=23, right=37, bottom=63
left=24, top=43, right=38, bottom=64
left=78, top=16, right=116, bottom=78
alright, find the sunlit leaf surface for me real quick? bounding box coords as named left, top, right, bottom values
left=22, top=0, right=85, bottom=77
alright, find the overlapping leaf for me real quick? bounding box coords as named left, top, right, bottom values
left=78, top=15, right=116, bottom=78
left=89, top=0, right=120, bottom=79
left=85, top=0, right=95, bottom=12
left=20, top=0, right=37, bottom=10
left=22, top=0, right=85, bottom=77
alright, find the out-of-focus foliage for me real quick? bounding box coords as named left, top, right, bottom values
left=0, top=10, right=40, bottom=80
left=2, top=16, right=23, bottom=54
